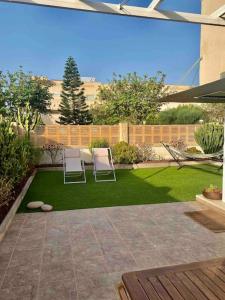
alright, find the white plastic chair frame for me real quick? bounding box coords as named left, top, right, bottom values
left=92, top=148, right=116, bottom=182
left=63, top=149, right=86, bottom=184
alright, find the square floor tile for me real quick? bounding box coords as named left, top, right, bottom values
left=2, top=264, right=40, bottom=289
left=43, top=245, right=72, bottom=264
left=40, top=261, right=75, bottom=284
left=37, top=279, right=77, bottom=300
left=9, top=248, right=42, bottom=268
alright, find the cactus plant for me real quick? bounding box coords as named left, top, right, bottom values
left=15, top=101, right=41, bottom=139
left=194, top=123, right=224, bottom=154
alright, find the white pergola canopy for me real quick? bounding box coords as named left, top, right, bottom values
left=1, top=0, right=225, bottom=26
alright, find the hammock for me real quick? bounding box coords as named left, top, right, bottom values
left=162, top=142, right=223, bottom=169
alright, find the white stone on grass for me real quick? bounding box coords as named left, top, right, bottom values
left=41, top=204, right=53, bottom=212
left=27, top=201, right=44, bottom=209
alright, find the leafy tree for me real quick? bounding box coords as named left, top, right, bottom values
left=91, top=72, right=167, bottom=125
left=158, top=105, right=205, bottom=124
left=0, top=71, right=6, bottom=114
left=58, top=56, right=92, bottom=124
left=0, top=67, right=53, bottom=117
left=90, top=102, right=119, bottom=125
left=29, top=76, right=54, bottom=114
left=202, top=103, right=225, bottom=124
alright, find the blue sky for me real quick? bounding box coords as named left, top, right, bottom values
left=0, top=0, right=201, bottom=84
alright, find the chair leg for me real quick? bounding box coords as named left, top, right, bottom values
left=218, top=163, right=223, bottom=171
left=113, top=169, right=117, bottom=181
left=117, top=282, right=130, bottom=300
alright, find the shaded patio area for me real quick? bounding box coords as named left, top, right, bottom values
left=1, top=202, right=225, bottom=300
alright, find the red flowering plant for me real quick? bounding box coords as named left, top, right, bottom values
left=42, top=144, right=63, bottom=164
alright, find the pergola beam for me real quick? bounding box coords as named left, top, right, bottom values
left=1, top=0, right=225, bottom=27
left=211, top=5, right=225, bottom=18
left=148, top=0, right=163, bottom=10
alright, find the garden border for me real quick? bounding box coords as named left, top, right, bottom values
left=0, top=169, right=37, bottom=242
left=36, top=160, right=220, bottom=171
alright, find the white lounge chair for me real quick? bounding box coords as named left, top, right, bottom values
left=63, top=149, right=86, bottom=184
left=92, top=148, right=116, bottom=182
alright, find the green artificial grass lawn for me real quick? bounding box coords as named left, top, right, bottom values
left=18, top=164, right=222, bottom=213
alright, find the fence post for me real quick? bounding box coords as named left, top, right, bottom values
left=119, top=122, right=129, bottom=143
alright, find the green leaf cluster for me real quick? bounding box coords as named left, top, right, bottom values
left=112, top=141, right=139, bottom=164
left=0, top=117, right=34, bottom=184
left=89, top=138, right=109, bottom=150
left=91, top=72, right=167, bottom=125
left=0, top=67, right=53, bottom=116
left=194, top=123, right=224, bottom=154
left=158, top=105, right=205, bottom=124
left=0, top=67, right=54, bottom=137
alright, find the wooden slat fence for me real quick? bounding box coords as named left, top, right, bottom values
left=29, top=124, right=200, bottom=147
left=129, top=125, right=200, bottom=146
left=30, top=125, right=120, bottom=147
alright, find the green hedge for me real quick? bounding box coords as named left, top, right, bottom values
left=158, top=105, right=205, bottom=125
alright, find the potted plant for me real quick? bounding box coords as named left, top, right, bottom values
left=203, top=184, right=222, bottom=200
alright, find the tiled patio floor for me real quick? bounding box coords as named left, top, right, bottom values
left=1, top=202, right=225, bottom=300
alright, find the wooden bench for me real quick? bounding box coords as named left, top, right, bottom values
left=118, top=258, right=225, bottom=299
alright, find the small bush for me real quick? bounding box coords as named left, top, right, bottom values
left=43, top=144, right=63, bottom=164
left=89, top=138, right=109, bottom=149
left=112, top=141, right=138, bottom=164
left=0, top=178, right=14, bottom=208
left=195, top=123, right=224, bottom=154
left=137, top=144, right=157, bottom=162
left=170, top=139, right=187, bottom=151
left=186, top=147, right=202, bottom=154
left=204, top=184, right=221, bottom=193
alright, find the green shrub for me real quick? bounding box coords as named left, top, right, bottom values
left=0, top=117, right=34, bottom=183
left=0, top=178, right=14, bottom=208
left=32, top=147, right=43, bottom=165
left=89, top=138, right=109, bottom=150
left=137, top=144, right=157, bottom=162
left=194, top=123, right=224, bottom=154
left=158, top=105, right=205, bottom=124
left=112, top=141, right=138, bottom=164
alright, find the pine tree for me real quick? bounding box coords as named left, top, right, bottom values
left=77, top=89, right=93, bottom=125
left=57, top=56, right=92, bottom=124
